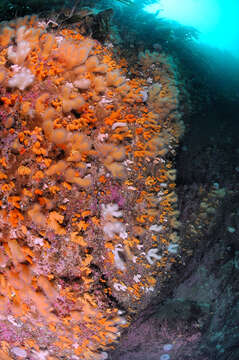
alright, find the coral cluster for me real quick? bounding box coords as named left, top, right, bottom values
left=0, top=15, right=183, bottom=360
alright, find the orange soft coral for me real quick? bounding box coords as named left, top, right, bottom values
left=0, top=15, right=183, bottom=360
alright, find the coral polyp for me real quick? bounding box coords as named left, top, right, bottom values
left=0, top=15, right=183, bottom=360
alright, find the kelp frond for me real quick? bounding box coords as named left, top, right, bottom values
left=115, top=0, right=158, bottom=6
left=116, top=0, right=135, bottom=5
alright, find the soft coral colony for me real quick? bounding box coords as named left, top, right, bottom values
left=0, top=15, right=184, bottom=360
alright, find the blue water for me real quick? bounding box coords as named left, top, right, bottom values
left=144, top=0, right=239, bottom=58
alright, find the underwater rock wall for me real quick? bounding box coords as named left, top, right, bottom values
left=0, top=15, right=185, bottom=360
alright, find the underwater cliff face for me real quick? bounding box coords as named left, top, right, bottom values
left=0, top=2, right=239, bottom=360
left=0, top=11, right=184, bottom=360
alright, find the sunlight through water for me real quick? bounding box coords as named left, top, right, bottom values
left=144, top=0, right=239, bottom=57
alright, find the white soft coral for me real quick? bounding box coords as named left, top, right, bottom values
left=101, top=203, right=122, bottom=219
left=31, top=350, right=49, bottom=360
left=8, top=40, right=31, bottom=65
left=7, top=26, right=33, bottom=65
left=103, top=221, right=127, bottom=239
left=8, top=67, right=34, bottom=90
